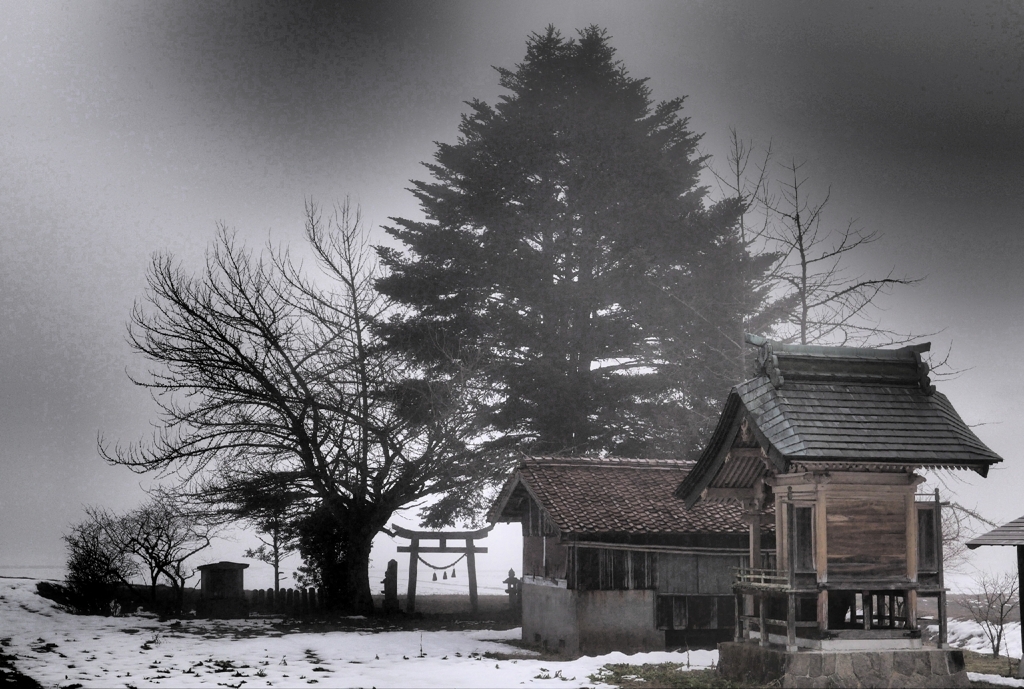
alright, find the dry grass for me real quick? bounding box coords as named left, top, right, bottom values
left=962, top=648, right=1021, bottom=678
left=588, top=664, right=761, bottom=688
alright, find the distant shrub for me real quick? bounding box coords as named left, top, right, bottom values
left=61, top=517, right=138, bottom=614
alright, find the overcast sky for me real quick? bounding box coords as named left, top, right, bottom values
left=2, top=0, right=1023, bottom=590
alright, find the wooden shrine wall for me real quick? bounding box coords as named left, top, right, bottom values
left=523, top=535, right=567, bottom=578
left=827, top=496, right=907, bottom=578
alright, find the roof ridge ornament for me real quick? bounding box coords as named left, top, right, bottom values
left=746, top=333, right=783, bottom=388
left=910, top=349, right=936, bottom=395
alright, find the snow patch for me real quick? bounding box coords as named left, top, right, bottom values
left=0, top=578, right=716, bottom=687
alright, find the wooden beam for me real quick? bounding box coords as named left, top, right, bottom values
left=727, top=447, right=766, bottom=460
left=392, top=524, right=494, bottom=540
left=397, top=546, right=488, bottom=554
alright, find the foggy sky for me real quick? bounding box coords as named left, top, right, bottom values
left=2, top=0, right=1023, bottom=587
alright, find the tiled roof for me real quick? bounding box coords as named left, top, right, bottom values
left=737, top=377, right=1001, bottom=466
left=677, top=340, right=1002, bottom=503
left=967, top=515, right=1024, bottom=548
left=490, top=456, right=752, bottom=536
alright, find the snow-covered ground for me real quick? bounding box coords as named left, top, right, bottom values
left=0, top=578, right=716, bottom=688
left=946, top=618, right=1023, bottom=660
left=6, top=577, right=1024, bottom=688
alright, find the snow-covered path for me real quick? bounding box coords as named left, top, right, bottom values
left=0, top=579, right=715, bottom=688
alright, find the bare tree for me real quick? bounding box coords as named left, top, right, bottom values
left=123, top=499, right=214, bottom=610
left=765, top=159, right=920, bottom=346
left=963, top=570, right=1020, bottom=659
left=709, top=132, right=920, bottom=349
left=63, top=515, right=140, bottom=614
left=943, top=502, right=998, bottom=572
left=705, top=128, right=786, bottom=381
left=84, top=498, right=214, bottom=612
left=101, top=200, right=485, bottom=615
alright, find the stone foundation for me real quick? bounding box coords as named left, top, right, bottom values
left=718, top=641, right=969, bottom=688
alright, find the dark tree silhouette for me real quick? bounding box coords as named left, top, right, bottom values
left=102, top=201, right=483, bottom=614
left=63, top=514, right=140, bottom=614
left=377, top=26, right=775, bottom=458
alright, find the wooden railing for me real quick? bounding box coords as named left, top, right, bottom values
left=734, top=568, right=789, bottom=590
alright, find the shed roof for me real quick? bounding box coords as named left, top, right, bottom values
left=489, top=456, right=752, bottom=537
left=967, top=515, right=1024, bottom=548
left=677, top=339, right=1002, bottom=505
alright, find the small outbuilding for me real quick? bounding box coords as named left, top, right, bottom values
left=967, top=514, right=1024, bottom=678
left=196, top=561, right=249, bottom=619
left=678, top=337, right=1002, bottom=688
left=489, top=456, right=774, bottom=656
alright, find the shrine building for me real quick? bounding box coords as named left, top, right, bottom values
left=678, top=337, right=1002, bottom=687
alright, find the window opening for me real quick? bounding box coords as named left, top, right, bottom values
left=793, top=505, right=814, bottom=573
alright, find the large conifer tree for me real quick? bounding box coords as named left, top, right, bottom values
left=378, top=26, right=773, bottom=458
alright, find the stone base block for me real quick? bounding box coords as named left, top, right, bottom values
left=718, top=641, right=969, bottom=688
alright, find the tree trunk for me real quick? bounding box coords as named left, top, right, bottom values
left=339, top=527, right=375, bottom=615
left=314, top=519, right=377, bottom=616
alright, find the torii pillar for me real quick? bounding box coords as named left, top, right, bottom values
left=392, top=524, right=493, bottom=614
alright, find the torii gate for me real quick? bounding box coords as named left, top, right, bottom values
left=392, top=523, right=493, bottom=614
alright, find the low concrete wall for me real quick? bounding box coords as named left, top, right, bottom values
left=576, top=589, right=662, bottom=656
left=718, top=642, right=970, bottom=688
left=522, top=583, right=579, bottom=655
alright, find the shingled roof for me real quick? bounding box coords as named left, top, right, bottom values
left=677, top=338, right=1002, bottom=505
left=489, top=456, right=752, bottom=537
left=967, top=515, right=1024, bottom=548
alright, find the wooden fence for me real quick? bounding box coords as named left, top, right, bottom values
left=245, top=587, right=326, bottom=616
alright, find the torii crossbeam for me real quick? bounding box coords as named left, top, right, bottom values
left=391, top=523, right=493, bottom=614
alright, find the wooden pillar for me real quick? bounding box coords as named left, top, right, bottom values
left=787, top=592, right=797, bottom=651
left=815, top=488, right=828, bottom=632
left=938, top=591, right=948, bottom=647
left=750, top=481, right=764, bottom=569
left=749, top=516, right=762, bottom=570
left=776, top=491, right=787, bottom=573
left=759, top=596, right=768, bottom=647
left=907, top=589, right=918, bottom=630
left=1017, top=546, right=1024, bottom=678
left=734, top=592, right=743, bottom=642
left=467, top=538, right=479, bottom=614
left=406, top=537, right=419, bottom=613
left=862, top=590, right=872, bottom=630
left=906, top=488, right=919, bottom=586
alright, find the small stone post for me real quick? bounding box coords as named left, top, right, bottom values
left=381, top=559, right=400, bottom=614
